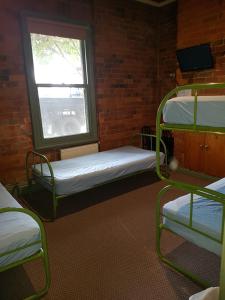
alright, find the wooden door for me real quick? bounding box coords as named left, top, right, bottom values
left=204, top=133, right=225, bottom=177
left=173, top=131, right=185, bottom=167
left=184, top=132, right=205, bottom=172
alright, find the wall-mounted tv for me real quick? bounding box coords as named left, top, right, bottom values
left=176, top=43, right=213, bottom=72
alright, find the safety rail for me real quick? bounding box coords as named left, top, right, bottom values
left=155, top=82, right=225, bottom=300
left=157, top=82, right=225, bottom=133
left=0, top=207, right=50, bottom=299
left=131, top=133, right=168, bottom=165
left=26, top=151, right=55, bottom=186
left=26, top=151, right=58, bottom=219
left=156, top=185, right=225, bottom=246
left=156, top=82, right=225, bottom=197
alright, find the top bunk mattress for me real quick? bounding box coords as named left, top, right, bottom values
left=163, top=178, right=225, bottom=256
left=33, top=146, right=165, bottom=196
left=163, top=96, right=225, bottom=127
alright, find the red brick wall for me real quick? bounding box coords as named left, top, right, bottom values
left=94, top=0, right=159, bottom=150
left=157, top=2, right=177, bottom=104
left=177, top=0, right=225, bottom=85
left=0, top=0, right=92, bottom=185
left=0, top=0, right=176, bottom=185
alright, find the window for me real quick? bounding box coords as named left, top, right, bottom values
left=21, top=14, right=97, bottom=150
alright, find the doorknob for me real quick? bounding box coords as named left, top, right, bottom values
left=204, top=144, right=209, bottom=150
left=200, top=144, right=204, bottom=149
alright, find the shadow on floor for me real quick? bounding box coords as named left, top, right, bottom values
left=161, top=240, right=220, bottom=300
left=21, top=171, right=159, bottom=220
left=0, top=266, right=36, bottom=300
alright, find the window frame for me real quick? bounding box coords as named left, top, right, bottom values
left=21, top=12, right=98, bottom=150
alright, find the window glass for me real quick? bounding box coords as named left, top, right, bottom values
left=38, top=87, right=88, bottom=138
left=22, top=15, right=97, bottom=149
left=31, top=34, right=84, bottom=84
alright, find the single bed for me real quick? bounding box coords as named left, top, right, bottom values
left=0, top=184, right=41, bottom=267
left=0, top=182, right=50, bottom=298
left=33, top=146, right=165, bottom=196
left=163, top=95, right=225, bottom=127
left=27, top=134, right=166, bottom=219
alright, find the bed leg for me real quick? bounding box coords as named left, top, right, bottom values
left=23, top=210, right=51, bottom=300
left=156, top=227, right=210, bottom=288
left=219, top=215, right=225, bottom=300
left=156, top=185, right=172, bottom=259
left=52, top=193, right=57, bottom=220
left=40, top=223, right=51, bottom=297
left=156, top=192, right=163, bottom=259
left=155, top=185, right=210, bottom=289
left=25, top=248, right=51, bottom=300
left=40, top=241, right=51, bottom=298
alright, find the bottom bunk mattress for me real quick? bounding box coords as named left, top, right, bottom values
left=33, top=146, right=165, bottom=196
left=163, top=178, right=225, bottom=256
left=0, top=183, right=41, bottom=267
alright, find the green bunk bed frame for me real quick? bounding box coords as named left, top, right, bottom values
left=26, top=133, right=167, bottom=220
left=0, top=207, right=50, bottom=299
left=155, top=82, right=225, bottom=300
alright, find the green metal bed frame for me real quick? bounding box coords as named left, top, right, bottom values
left=155, top=82, right=225, bottom=299
left=26, top=133, right=167, bottom=220
left=0, top=207, right=50, bottom=299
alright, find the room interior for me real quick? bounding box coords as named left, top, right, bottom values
left=0, top=0, right=225, bottom=299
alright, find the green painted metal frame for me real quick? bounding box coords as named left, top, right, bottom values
left=0, top=207, right=50, bottom=299
left=155, top=82, right=225, bottom=299
left=26, top=133, right=168, bottom=220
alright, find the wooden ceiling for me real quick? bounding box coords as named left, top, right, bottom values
left=136, top=0, right=176, bottom=7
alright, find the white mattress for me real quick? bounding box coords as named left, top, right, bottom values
left=33, top=146, right=164, bottom=196
left=0, top=183, right=41, bottom=267
left=163, top=96, right=225, bottom=127
left=163, top=178, right=225, bottom=256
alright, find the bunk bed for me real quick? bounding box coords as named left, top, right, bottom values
left=26, top=133, right=167, bottom=219
left=155, top=83, right=225, bottom=300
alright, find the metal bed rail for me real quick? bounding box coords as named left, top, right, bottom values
left=0, top=207, right=50, bottom=299
left=156, top=82, right=225, bottom=182
left=26, top=151, right=58, bottom=219
left=156, top=185, right=225, bottom=297
left=131, top=132, right=168, bottom=165
left=26, top=133, right=167, bottom=220
left=155, top=82, right=225, bottom=300
left=156, top=185, right=225, bottom=264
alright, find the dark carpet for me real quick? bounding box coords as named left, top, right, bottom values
left=0, top=172, right=220, bottom=300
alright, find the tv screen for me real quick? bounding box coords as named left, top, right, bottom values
left=176, top=43, right=213, bottom=72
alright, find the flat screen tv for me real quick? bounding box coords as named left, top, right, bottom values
left=176, top=43, right=213, bottom=72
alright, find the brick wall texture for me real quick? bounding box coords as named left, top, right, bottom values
left=0, top=0, right=177, bottom=185
left=177, top=0, right=225, bottom=85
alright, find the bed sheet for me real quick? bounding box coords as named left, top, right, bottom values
left=0, top=183, right=41, bottom=267
left=163, top=178, right=225, bottom=256
left=33, top=146, right=165, bottom=196
left=163, top=96, right=225, bottom=127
